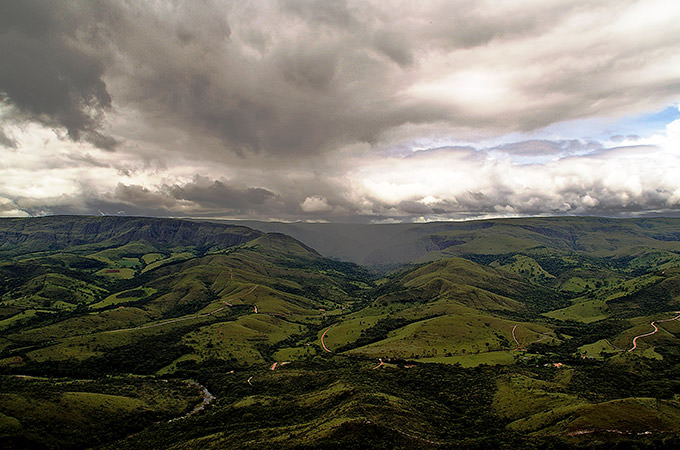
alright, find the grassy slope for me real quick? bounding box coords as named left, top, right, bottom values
left=493, top=371, right=680, bottom=437
left=0, top=375, right=202, bottom=449
left=0, top=219, right=370, bottom=376
left=224, top=217, right=680, bottom=266
left=3, top=216, right=680, bottom=448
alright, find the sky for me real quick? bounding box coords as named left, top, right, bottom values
left=1, top=0, right=680, bottom=223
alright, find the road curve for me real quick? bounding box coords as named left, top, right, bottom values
left=320, top=324, right=336, bottom=352
left=628, top=314, right=680, bottom=352
left=512, top=325, right=521, bottom=350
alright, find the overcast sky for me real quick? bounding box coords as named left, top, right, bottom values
left=1, top=0, right=680, bottom=222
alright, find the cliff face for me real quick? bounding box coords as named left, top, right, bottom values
left=0, top=216, right=263, bottom=257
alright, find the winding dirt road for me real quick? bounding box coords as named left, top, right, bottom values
left=512, top=325, right=521, bottom=350
left=510, top=325, right=549, bottom=349
left=628, top=314, right=680, bottom=352
left=320, top=324, right=335, bottom=352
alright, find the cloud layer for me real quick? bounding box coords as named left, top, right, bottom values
left=1, top=1, right=679, bottom=221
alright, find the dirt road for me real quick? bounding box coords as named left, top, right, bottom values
left=530, top=334, right=547, bottom=345
left=320, top=324, right=335, bottom=352
left=512, top=325, right=521, bottom=350
left=244, top=285, right=257, bottom=296
left=106, top=284, right=258, bottom=334
left=105, top=304, right=231, bottom=333
left=242, top=285, right=258, bottom=313
left=604, top=339, right=624, bottom=351
left=628, top=314, right=680, bottom=352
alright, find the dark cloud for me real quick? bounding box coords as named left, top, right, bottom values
left=81, top=176, right=283, bottom=218
left=65, top=153, right=113, bottom=169
left=3, top=0, right=679, bottom=158
left=166, top=176, right=279, bottom=211
left=282, top=0, right=358, bottom=30
left=0, top=0, right=116, bottom=149
left=11, top=176, right=282, bottom=218
left=113, top=184, right=177, bottom=210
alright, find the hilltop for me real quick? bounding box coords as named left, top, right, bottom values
left=218, top=217, right=680, bottom=266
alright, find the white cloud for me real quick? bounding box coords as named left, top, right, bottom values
left=300, top=196, right=332, bottom=213
left=349, top=125, right=680, bottom=217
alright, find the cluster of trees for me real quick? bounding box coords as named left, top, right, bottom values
left=0, top=375, right=200, bottom=450
left=2, top=325, right=196, bottom=378
left=608, top=277, right=680, bottom=318
left=334, top=315, right=443, bottom=353
left=118, top=358, right=514, bottom=449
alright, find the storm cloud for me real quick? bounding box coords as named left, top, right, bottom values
left=1, top=1, right=679, bottom=221
left=0, top=0, right=117, bottom=149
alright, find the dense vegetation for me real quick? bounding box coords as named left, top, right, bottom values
left=2, top=216, right=680, bottom=448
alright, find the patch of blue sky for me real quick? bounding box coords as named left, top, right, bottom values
left=404, top=104, right=679, bottom=165
left=605, top=105, right=680, bottom=139
left=532, top=104, right=680, bottom=142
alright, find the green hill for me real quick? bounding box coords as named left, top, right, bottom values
left=2, top=216, right=680, bottom=449
left=222, top=217, right=680, bottom=267
left=0, top=216, right=262, bottom=259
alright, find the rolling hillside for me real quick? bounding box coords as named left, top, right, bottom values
left=2, top=216, right=680, bottom=449
left=220, top=217, right=680, bottom=267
